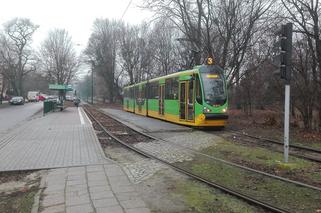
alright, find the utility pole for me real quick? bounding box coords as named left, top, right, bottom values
left=280, top=23, right=293, bottom=163
left=89, top=60, right=96, bottom=105
left=91, top=67, right=94, bottom=105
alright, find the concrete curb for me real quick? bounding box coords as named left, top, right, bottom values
left=31, top=171, right=48, bottom=213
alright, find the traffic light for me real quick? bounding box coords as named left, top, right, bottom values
left=280, top=23, right=293, bottom=83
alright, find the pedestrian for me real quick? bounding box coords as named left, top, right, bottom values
left=74, top=97, right=80, bottom=107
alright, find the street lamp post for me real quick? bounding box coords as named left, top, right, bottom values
left=91, top=63, right=94, bottom=105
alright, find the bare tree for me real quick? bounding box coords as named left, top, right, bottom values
left=143, top=0, right=274, bottom=85
left=143, top=0, right=205, bottom=65
left=40, top=29, right=78, bottom=96
left=0, top=71, right=7, bottom=103
left=149, top=19, right=177, bottom=76
left=281, top=0, right=321, bottom=130
left=85, top=19, right=121, bottom=103
left=119, top=24, right=140, bottom=84
left=0, top=18, right=38, bottom=96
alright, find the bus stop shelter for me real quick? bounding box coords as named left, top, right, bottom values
left=44, top=84, right=73, bottom=114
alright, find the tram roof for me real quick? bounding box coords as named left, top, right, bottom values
left=124, top=68, right=198, bottom=89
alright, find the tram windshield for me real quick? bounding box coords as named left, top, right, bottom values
left=200, top=66, right=227, bottom=106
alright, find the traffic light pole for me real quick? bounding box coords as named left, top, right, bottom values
left=280, top=23, right=292, bottom=163
left=284, top=84, right=290, bottom=163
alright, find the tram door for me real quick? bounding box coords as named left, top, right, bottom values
left=179, top=82, right=186, bottom=120
left=159, top=84, right=165, bottom=115
left=179, top=80, right=194, bottom=121
left=137, top=87, right=142, bottom=113
left=187, top=80, right=194, bottom=121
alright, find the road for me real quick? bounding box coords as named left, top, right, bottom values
left=0, top=102, right=43, bottom=136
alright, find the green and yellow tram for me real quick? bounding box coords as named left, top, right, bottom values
left=123, top=58, right=228, bottom=127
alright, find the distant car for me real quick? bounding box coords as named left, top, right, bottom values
left=47, top=95, right=59, bottom=103
left=9, top=96, right=25, bottom=105
left=27, top=91, right=40, bottom=102
left=38, top=95, right=46, bottom=101
left=66, top=95, right=73, bottom=101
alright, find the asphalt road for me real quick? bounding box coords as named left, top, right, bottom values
left=0, top=102, right=43, bottom=136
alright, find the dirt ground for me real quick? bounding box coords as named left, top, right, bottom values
left=0, top=170, right=42, bottom=213
left=227, top=109, right=321, bottom=147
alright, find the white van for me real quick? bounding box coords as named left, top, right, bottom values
left=27, top=91, right=40, bottom=102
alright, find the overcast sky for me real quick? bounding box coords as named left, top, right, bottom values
left=0, top=0, right=152, bottom=51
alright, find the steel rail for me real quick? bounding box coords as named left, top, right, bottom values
left=228, top=130, right=321, bottom=154
left=84, top=106, right=289, bottom=213
left=225, top=130, right=321, bottom=163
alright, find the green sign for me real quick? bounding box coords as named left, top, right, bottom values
left=49, top=84, right=73, bottom=91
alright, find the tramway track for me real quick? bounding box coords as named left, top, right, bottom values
left=83, top=105, right=321, bottom=212
left=224, top=130, right=321, bottom=163
left=87, top=105, right=321, bottom=190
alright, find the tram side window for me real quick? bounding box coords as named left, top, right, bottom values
left=165, top=79, right=171, bottom=99
left=124, top=89, right=128, bottom=98
left=134, top=86, right=139, bottom=99
left=165, top=78, right=178, bottom=100
left=126, top=89, right=129, bottom=98
left=148, top=82, right=158, bottom=99
left=141, top=84, right=146, bottom=99
left=130, top=88, right=134, bottom=99
left=172, top=78, right=178, bottom=100
left=195, top=75, right=203, bottom=104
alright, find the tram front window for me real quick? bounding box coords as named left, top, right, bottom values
left=200, top=66, right=227, bottom=106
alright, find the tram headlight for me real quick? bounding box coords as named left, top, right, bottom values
left=203, top=107, right=211, bottom=113
left=222, top=108, right=227, bottom=113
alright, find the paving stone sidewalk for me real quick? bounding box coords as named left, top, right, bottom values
left=0, top=108, right=107, bottom=171
left=39, top=164, right=150, bottom=213
left=0, top=107, right=151, bottom=212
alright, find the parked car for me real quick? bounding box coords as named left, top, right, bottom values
left=66, top=95, right=73, bottom=101
left=9, top=96, right=25, bottom=105
left=27, top=91, right=40, bottom=102
left=47, top=95, right=59, bottom=103
left=38, top=95, right=46, bottom=101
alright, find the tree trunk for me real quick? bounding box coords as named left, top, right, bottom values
left=303, top=104, right=313, bottom=130
left=18, top=74, right=23, bottom=97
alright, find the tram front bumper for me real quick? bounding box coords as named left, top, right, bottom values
left=196, top=113, right=228, bottom=127
left=204, top=113, right=229, bottom=120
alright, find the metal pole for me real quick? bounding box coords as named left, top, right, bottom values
left=91, top=68, right=94, bottom=104
left=284, top=84, right=290, bottom=163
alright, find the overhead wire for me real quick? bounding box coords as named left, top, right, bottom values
left=121, top=0, right=133, bottom=20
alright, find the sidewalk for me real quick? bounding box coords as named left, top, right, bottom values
left=0, top=107, right=106, bottom=171
left=0, top=107, right=150, bottom=213
left=40, top=165, right=149, bottom=213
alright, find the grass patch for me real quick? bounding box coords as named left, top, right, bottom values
left=176, top=156, right=321, bottom=212
left=173, top=179, right=259, bottom=213
left=0, top=186, right=38, bottom=213
left=311, top=172, right=321, bottom=184
left=201, top=139, right=321, bottom=186
left=244, top=128, right=321, bottom=151
left=204, top=140, right=314, bottom=171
